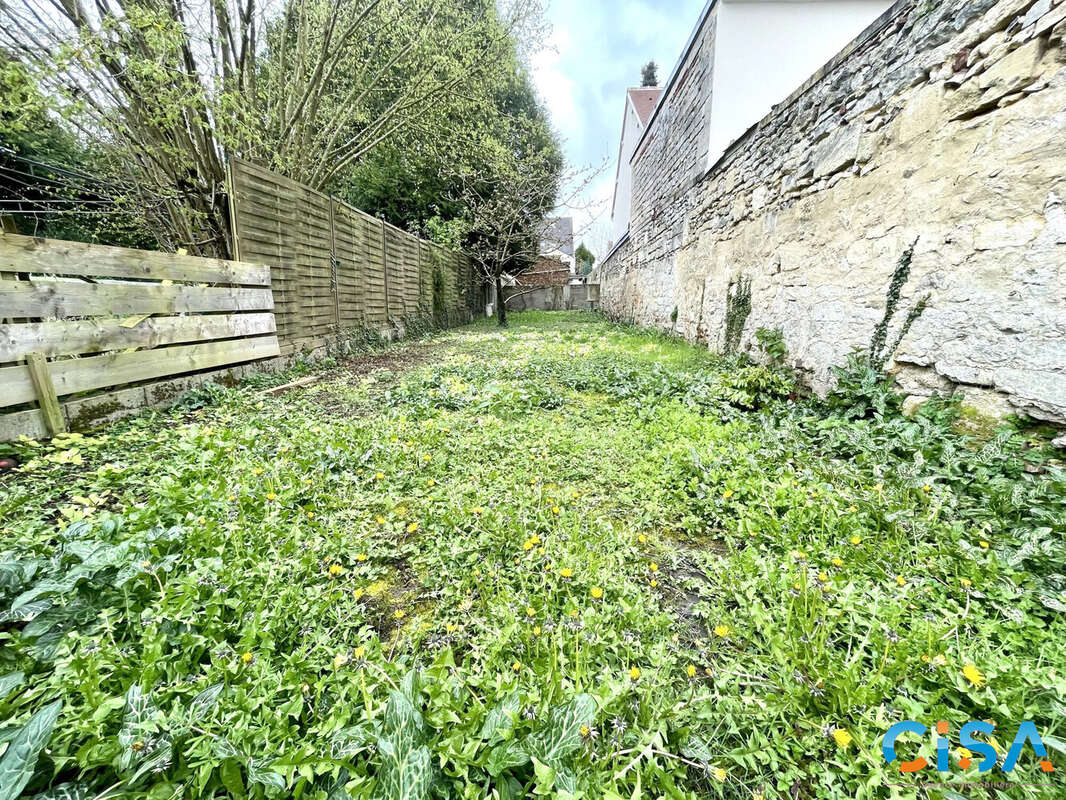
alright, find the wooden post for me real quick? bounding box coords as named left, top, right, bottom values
left=25, top=352, right=67, bottom=437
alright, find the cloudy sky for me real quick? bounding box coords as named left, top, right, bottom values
left=530, top=0, right=707, bottom=258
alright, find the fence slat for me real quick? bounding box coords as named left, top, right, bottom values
left=0, top=282, right=274, bottom=318
left=0, top=233, right=270, bottom=286
left=0, top=336, right=280, bottom=408
left=0, top=312, right=276, bottom=362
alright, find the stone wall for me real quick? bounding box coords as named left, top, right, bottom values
left=601, top=0, right=1066, bottom=424
left=503, top=284, right=594, bottom=312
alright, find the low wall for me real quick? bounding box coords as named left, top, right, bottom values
left=503, top=284, right=595, bottom=312
left=602, top=0, right=1066, bottom=423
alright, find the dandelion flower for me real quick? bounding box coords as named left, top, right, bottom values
left=922, top=485, right=932, bottom=493
left=241, top=651, right=254, bottom=664
left=328, top=564, right=344, bottom=577
left=723, top=490, right=734, bottom=500
left=552, top=506, right=561, bottom=515
left=526, top=606, right=536, bottom=617
left=356, top=553, right=368, bottom=562
left=375, top=472, right=384, bottom=481
left=353, top=645, right=366, bottom=659
left=472, top=507, right=484, bottom=515
left=686, top=665, right=697, bottom=678
left=649, top=579, right=658, bottom=588
left=376, top=516, right=386, bottom=525
left=710, top=766, right=727, bottom=783
left=354, top=588, right=365, bottom=600
left=307, top=511, right=315, bottom=519
left=560, top=567, right=573, bottom=578
left=933, top=654, right=948, bottom=667
left=427, top=479, right=436, bottom=487
left=266, top=492, right=277, bottom=501
left=979, top=541, right=990, bottom=550
left=637, top=534, right=647, bottom=544
left=533, top=626, right=542, bottom=636
left=628, top=667, right=641, bottom=681
left=818, top=572, right=829, bottom=583
left=896, top=575, right=906, bottom=586
left=580, top=724, right=591, bottom=738
left=590, top=586, right=604, bottom=600
left=850, top=536, right=862, bottom=545
left=832, top=728, right=853, bottom=749
left=512, top=661, right=521, bottom=672
left=714, top=624, right=732, bottom=638
left=394, top=609, right=406, bottom=620
left=832, top=557, right=844, bottom=567
left=962, top=664, right=986, bottom=687
left=407, top=522, right=419, bottom=534
left=961, top=578, right=972, bottom=587
left=649, top=562, right=659, bottom=573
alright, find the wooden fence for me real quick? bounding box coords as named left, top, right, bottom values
left=228, top=158, right=478, bottom=355
left=0, top=233, right=280, bottom=440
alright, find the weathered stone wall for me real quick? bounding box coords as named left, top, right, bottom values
left=601, top=0, right=1066, bottom=423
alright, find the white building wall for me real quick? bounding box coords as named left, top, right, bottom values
left=610, top=101, right=644, bottom=245
left=707, top=0, right=892, bottom=168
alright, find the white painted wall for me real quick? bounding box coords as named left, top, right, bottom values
left=707, top=0, right=892, bottom=168
left=610, top=99, right=644, bottom=244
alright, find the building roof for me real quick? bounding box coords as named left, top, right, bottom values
left=627, top=87, right=663, bottom=125
left=540, top=216, right=575, bottom=258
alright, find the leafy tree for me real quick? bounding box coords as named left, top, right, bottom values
left=575, top=243, right=595, bottom=275
left=0, top=0, right=539, bottom=257
left=641, top=61, right=659, bottom=87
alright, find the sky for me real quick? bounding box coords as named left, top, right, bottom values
left=529, top=0, right=707, bottom=258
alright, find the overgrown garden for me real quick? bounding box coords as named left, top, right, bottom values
left=2, top=313, right=1063, bottom=799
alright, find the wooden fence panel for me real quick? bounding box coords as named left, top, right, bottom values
left=228, top=159, right=476, bottom=343
left=0, top=232, right=279, bottom=440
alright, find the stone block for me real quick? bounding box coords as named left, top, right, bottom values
left=812, top=124, right=861, bottom=178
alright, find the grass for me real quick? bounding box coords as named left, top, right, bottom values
left=1, top=311, right=1064, bottom=800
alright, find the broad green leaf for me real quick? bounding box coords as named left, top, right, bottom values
left=188, top=683, right=224, bottom=721
left=0, top=673, right=24, bottom=698
left=0, top=699, right=62, bottom=800
left=480, top=693, right=521, bottom=742
left=248, top=758, right=286, bottom=791
left=486, top=740, right=528, bottom=777
left=531, top=758, right=556, bottom=796
left=523, top=694, right=595, bottom=766
left=374, top=745, right=433, bottom=800
left=30, top=782, right=90, bottom=800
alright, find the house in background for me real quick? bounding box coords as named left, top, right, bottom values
left=610, top=87, right=663, bottom=246
left=514, top=216, right=576, bottom=289
left=607, top=0, right=893, bottom=246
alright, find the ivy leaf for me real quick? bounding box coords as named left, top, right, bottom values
left=523, top=694, right=595, bottom=766
left=0, top=699, right=62, bottom=800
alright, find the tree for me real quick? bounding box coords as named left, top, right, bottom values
left=575, top=243, right=595, bottom=276
left=641, top=61, right=659, bottom=87
left=0, top=0, right=541, bottom=257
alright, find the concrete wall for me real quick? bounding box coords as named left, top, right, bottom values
left=601, top=0, right=1066, bottom=424
left=708, top=0, right=894, bottom=167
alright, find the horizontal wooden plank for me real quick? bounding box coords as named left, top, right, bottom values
left=0, top=233, right=271, bottom=286
left=0, top=336, right=280, bottom=407
left=0, top=281, right=274, bottom=318
left=0, top=312, right=276, bottom=361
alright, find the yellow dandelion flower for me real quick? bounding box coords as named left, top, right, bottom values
left=427, top=479, right=436, bottom=487
left=560, top=567, right=573, bottom=578
left=353, top=645, right=366, bottom=659
left=394, top=609, right=406, bottom=620
left=818, top=572, right=829, bottom=583
left=832, top=557, right=844, bottom=567
left=241, top=651, right=254, bottom=664
left=407, top=522, right=420, bottom=534
left=714, top=624, right=732, bottom=638
left=266, top=492, right=277, bottom=501
left=523, top=540, right=534, bottom=551
left=710, top=766, right=727, bottom=783
left=512, top=661, right=521, bottom=672
left=376, top=516, right=386, bottom=525
left=962, top=664, right=986, bottom=687
left=649, top=579, right=658, bottom=588
left=446, top=623, right=457, bottom=633
left=253, top=468, right=264, bottom=476
left=590, top=586, right=604, bottom=600
left=228, top=495, right=236, bottom=502
left=686, top=665, right=697, bottom=678
left=922, top=485, right=932, bottom=493
left=533, top=626, right=542, bottom=636
left=354, top=588, right=365, bottom=600
left=933, top=653, right=948, bottom=667
left=628, top=666, right=641, bottom=681
left=850, top=536, right=862, bottom=545
left=649, top=562, right=659, bottom=573
left=472, top=506, right=484, bottom=515
left=526, top=606, right=536, bottom=617
left=637, top=534, right=647, bottom=544
left=307, top=511, right=315, bottom=519
left=356, top=553, right=367, bottom=562
left=580, top=724, right=591, bottom=738
left=833, top=728, right=853, bottom=749
left=552, top=506, right=561, bottom=515
left=896, top=575, right=906, bottom=586
left=375, top=472, right=384, bottom=481
left=328, top=564, right=344, bottom=576
left=847, top=505, right=858, bottom=513
left=961, top=578, right=972, bottom=587
left=979, top=541, right=990, bottom=549
left=722, top=489, right=734, bottom=500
